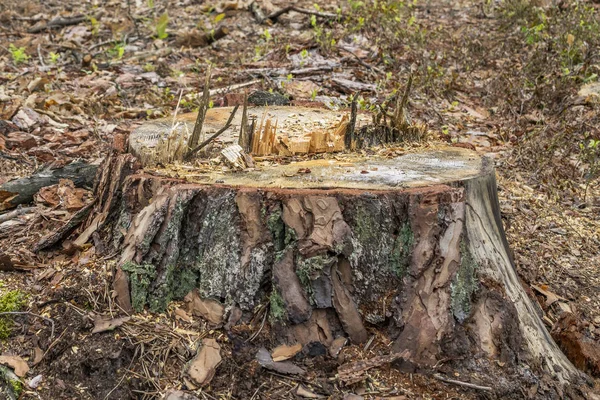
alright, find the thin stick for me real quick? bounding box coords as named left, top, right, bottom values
left=339, top=47, right=384, bottom=74
left=433, top=373, right=493, bottom=392
left=185, top=105, right=239, bottom=160
left=238, top=92, right=249, bottom=152
left=345, top=95, right=358, bottom=150
left=0, top=311, right=55, bottom=338
left=188, top=65, right=212, bottom=150
left=0, top=207, right=36, bottom=224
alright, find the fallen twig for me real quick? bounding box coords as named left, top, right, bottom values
left=339, top=47, right=385, bottom=74
left=184, top=105, right=239, bottom=160
left=0, top=206, right=36, bottom=224
left=0, top=311, right=55, bottom=338
left=209, top=79, right=261, bottom=97
left=265, top=6, right=342, bottom=24
left=28, top=14, right=96, bottom=34
left=433, top=373, right=493, bottom=392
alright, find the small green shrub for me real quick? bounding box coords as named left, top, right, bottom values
left=8, top=44, right=29, bottom=65
left=155, top=12, right=169, bottom=40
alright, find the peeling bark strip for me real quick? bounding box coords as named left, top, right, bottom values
left=73, top=153, right=586, bottom=394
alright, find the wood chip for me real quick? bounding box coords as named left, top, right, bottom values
left=186, top=338, right=222, bottom=387
left=91, top=316, right=130, bottom=334
left=184, top=290, right=225, bottom=326
left=295, top=384, right=325, bottom=398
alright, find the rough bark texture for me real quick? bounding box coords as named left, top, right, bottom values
left=72, top=153, right=588, bottom=397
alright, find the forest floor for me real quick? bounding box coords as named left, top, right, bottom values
left=0, top=0, right=599, bottom=399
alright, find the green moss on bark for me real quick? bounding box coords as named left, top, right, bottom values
left=121, top=262, right=157, bottom=312
left=390, top=222, right=413, bottom=278
left=0, top=289, right=27, bottom=340
left=267, top=206, right=285, bottom=252
left=296, top=254, right=336, bottom=305
left=0, top=365, right=22, bottom=400
left=269, top=289, right=287, bottom=322
left=451, top=241, right=479, bottom=323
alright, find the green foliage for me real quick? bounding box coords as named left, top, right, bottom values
left=155, top=12, right=169, bottom=40
left=8, top=44, right=29, bottom=65
left=311, top=15, right=336, bottom=52
left=88, top=16, right=100, bottom=36
left=108, top=41, right=126, bottom=59
left=0, top=289, right=27, bottom=340
left=214, top=13, right=226, bottom=24
left=48, top=52, right=61, bottom=64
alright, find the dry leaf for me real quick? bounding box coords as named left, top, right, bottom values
left=532, top=284, right=565, bottom=307
left=0, top=354, right=29, bottom=377
left=271, top=343, right=302, bottom=362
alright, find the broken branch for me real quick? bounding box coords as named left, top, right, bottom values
left=433, top=373, right=493, bottom=392
left=185, top=105, right=240, bottom=160
left=265, top=6, right=342, bottom=24
left=188, top=65, right=212, bottom=151
left=28, top=14, right=97, bottom=34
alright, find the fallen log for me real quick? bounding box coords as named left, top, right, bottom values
left=0, top=160, right=100, bottom=211
left=69, top=107, right=588, bottom=396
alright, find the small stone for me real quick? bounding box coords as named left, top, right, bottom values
left=248, top=90, right=290, bottom=106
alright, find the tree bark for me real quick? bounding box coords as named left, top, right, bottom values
left=0, top=160, right=99, bottom=211
left=70, top=150, right=587, bottom=396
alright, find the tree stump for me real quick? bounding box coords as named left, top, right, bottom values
left=74, top=106, right=586, bottom=395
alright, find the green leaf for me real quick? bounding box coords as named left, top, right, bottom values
left=214, top=13, right=226, bottom=23
left=156, top=12, right=169, bottom=39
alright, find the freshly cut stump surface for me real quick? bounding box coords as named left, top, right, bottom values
left=73, top=106, right=587, bottom=397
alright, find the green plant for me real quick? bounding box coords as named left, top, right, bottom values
left=8, top=44, right=29, bottom=65
left=310, top=15, right=336, bottom=52
left=108, top=41, right=126, bottom=59
left=155, top=12, right=169, bottom=40
left=143, top=63, right=155, bottom=72
left=579, top=134, right=600, bottom=201
left=0, top=289, right=27, bottom=340
left=88, top=16, right=100, bottom=36
left=48, top=52, right=60, bottom=64
left=214, top=13, right=226, bottom=24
